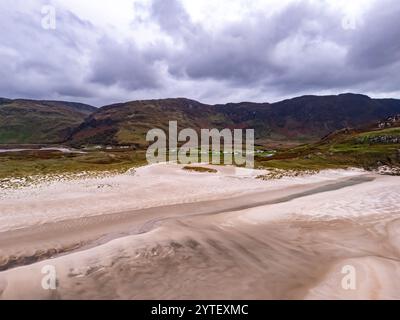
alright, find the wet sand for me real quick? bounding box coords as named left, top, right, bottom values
left=0, top=164, right=399, bottom=299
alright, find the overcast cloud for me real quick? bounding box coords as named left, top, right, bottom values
left=0, top=0, right=399, bottom=106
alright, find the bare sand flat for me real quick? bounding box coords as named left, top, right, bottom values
left=0, top=164, right=399, bottom=299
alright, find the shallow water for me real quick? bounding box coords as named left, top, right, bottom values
left=0, top=147, right=85, bottom=153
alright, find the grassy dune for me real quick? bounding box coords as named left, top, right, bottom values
left=0, top=149, right=146, bottom=182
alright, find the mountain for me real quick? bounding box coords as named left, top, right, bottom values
left=68, top=93, right=400, bottom=147
left=2, top=93, right=400, bottom=147
left=0, top=99, right=96, bottom=144
left=67, top=98, right=236, bottom=147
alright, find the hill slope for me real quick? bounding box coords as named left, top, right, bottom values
left=258, top=114, right=400, bottom=171
left=68, top=94, right=400, bottom=147
left=68, top=98, right=234, bottom=147
left=0, top=99, right=96, bottom=144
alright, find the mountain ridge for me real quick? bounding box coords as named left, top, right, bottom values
left=2, top=93, right=400, bottom=147
left=68, top=93, right=400, bottom=147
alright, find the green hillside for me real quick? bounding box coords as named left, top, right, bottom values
left=0, top=99, right=96, bottom=144
left=257, top=116, right=400, bottom=171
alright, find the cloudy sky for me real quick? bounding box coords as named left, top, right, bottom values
left=1, top=0, right=400, bottom=106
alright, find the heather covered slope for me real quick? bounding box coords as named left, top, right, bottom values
left=0, top=99, right=96, bottom=144
left=68, top=94, right=400, bottom=147
left=2, top=93, right=400, bottom=147
left=68, top=98, right=234, bottom=147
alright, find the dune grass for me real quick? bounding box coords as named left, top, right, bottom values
left=182, top=166, right=218, bottom=173
left=0, top=149, right=147, bottom=181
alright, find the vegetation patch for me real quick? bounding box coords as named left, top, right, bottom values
left=0, top=149, right=147, bottom=189
left=182, top=166, right=218, bottom=173
left=255, top=125, right=400, bottom=172
left=256, top=168, right=319, bottom=180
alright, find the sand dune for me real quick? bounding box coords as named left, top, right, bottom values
left=0, top=164, right=399, bottom=299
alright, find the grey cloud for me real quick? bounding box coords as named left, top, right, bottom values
left=54, top=83, right=94, bottom=98
left=0, top=0, right=97, bottom=100
left=1, top=0, right=400, bottom=105
left=150, top=0, right=193, bottom=35
left=158, top=0, right=350, bottom=88
left=148, top=0, right=400, bottom=97
left=348, top=2, right=400, bottom=69
left=88, top=37, right=162, bottom=91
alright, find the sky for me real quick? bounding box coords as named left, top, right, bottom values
left=1, top=0, right=400, bottom=107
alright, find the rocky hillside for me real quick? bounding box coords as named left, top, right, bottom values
left=68, top=94, right=400, bottom=147
left=2, top=93, right=400, bottom=147
left=0, top=99, right=96, bottom=144
left=258, top=113, right=400, bottom=171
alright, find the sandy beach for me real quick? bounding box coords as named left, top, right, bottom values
left=0, top=164, right=399, bottom=299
